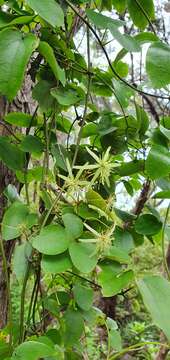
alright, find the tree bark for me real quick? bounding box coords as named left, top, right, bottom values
left=0, top=96, right=18, bottom=328
left=0, top=76, right=35, bottom=328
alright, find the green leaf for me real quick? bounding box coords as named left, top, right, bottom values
left=109, top=23, right=141, bottom=52
left=135, top=214, right=162, bottom=236
left=26, top=0, right=64, bottom=27
left=86, top=9, right=124, bottom=28
left=146, top=145, right=170, bottom=180
left=63, top=213, right=83, bottom=240
left=4, top=184, right=20, bottom=203
left=109, top=329, right=122, bottom=351
left=63, top=309, right=84, bottom=346
left=32, top=224, right=70, bottom=255
left=20, top=135, right=43, bottom=154
left=51, top=86, right=84, bottom=106
left=153, top=190, right=170, bottom=199
left=12, top=340, right=56, bottom=360
left=160, top=117, right=170, bottom=130
left=43, top=298, right=59, bottom=317
left=69, top=241, right=98, bottom=273
left=104, top=246, right=130, bottom=264
left=114, top=227, right=134, bottom=253
left=160, top=125, right=170, bottom=140
left=114, top=208, right=136, bottom=222
left=0, top=340, right=10, bottom=359
left=106, top=318, right=122, bottom=351
left=56, top=115, right=73, bottom=134
left=0, top=29, right=38, bottom=100
left=135, top=32, right=158, bottom=44
left=116, top=160, right=144, bottom=176
left=113, top=61, right=129, bottom=78
left=81, top=123, right=98, bottom=138
left=38, top=41, right=65, bottom=86
left=138, top=275, right=170, bottom=341
left=13, top=242, right=32, bottom=281
left=0, top=10, right=15, bottom=28
left=73, top=284, right=94, bottom=311
left=77, top=202, right=99, bottom=220
left=156, top=178, right=170, bottom=191
left=146, top=41, right=170, bottom=88
left=123, top=180, right=134, bottom=196
left=4, top=112, right=37, bottom=127
left=127, top=0, right=155, bottom=30
left=86, top=189, right=107, bottom=212
left=32, top=80, right=55, bottom=112
left=101, top=0, right=112, bottom=11
left=0, top=138, right=25, bottom=171
left=112, top=0, right=127, bottom=13
left=0, top=11, right=34, bottom=28
left=51, top=143, right=70, bottom=172
left=98, top=263, right=134, bottom=297
left=135, top=104, right=149, bottom=137
left=16, top=167, right=53, bottom=184
left=42, top=252, right=72, bottom=273
left=112, top=81, right=134, bottom=108
left=2, top=202, right=29, bottom=241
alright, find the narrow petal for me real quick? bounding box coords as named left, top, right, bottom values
left=86, top=147, right=100, bottom=163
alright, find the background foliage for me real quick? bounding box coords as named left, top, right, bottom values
left=0, top=0, right=170, bottom=359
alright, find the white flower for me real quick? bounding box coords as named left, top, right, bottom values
left=58, top=158, right=89, bottom=198
left=79, top=222, right=115, bottom=254
left=74, top=147, right=116, bottom=187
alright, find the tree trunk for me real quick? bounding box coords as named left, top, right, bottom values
left=0, top=76, right=35, bottom=328
left=0, top=96, right=17, bottom=328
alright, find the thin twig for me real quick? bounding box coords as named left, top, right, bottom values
left=65, top=0, right=169, bottom=101
left=19, top=265, right=30, bottom=343
left=72, top=24, right=92, bottom=167
left=67, top=271, right=101, bottom=289
left=109, top=341, right=169, bottom=360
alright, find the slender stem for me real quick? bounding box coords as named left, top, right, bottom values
left=0, top=120, right=20, bottom=142
left=26, top=105, right=39, bottom=136
left=26, top=274, right=38, bottom=329
left=44, top=114, right=50, bottom=183
left=24, top=171, right=30, bottom=206
left=32, top=271, right=40, bottom=329
left=65, top=0, right=169, bottom=101
left=72, top=24, right=92, bottom=167
left=162, top=203, right=170, bottom=280
left=106, top=321, right=111, bottom=360
left=41, top=114, right=49, bottom=187
left=109, top=341, right=169, bottom=360
left=19, top=264, right=30, bottom=343
left=67, top=270, right=101, bottom=289
left=40, top=190, right=63, bottom=229
left=0, top=236, right=13, bottom=347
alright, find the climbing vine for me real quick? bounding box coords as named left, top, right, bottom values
left=0, top=0, right=170, bottom=359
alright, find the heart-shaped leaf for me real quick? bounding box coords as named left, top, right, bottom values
left=146, top=41, right=170, bottom=88
left=0, top=29, right=38, bottom=100
left=42, top=252, right=72, bottom=273
left=138, top=275, right=170, bottom=341
left=32, top=225, right=70, bottom=255
left=63, top=213, right=83, bottom=239
left=26, top=0, right=64, bottom=28
left=146, top=145, right=170, bottom=179
left=69, top=241, right=98, bottom=273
